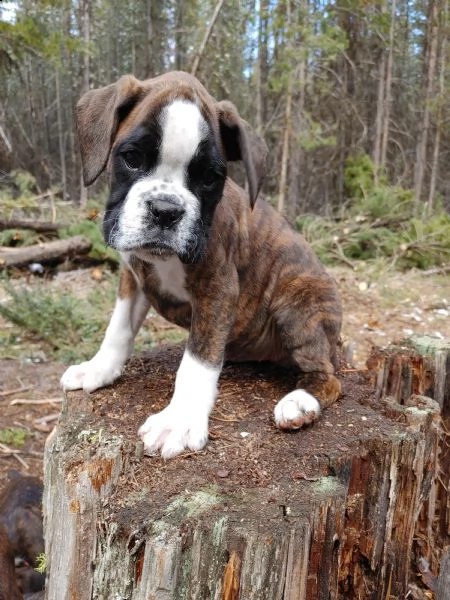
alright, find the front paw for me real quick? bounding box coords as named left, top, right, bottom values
left=138, top=406, right=209, bottom=459
left=60, top=359, right=122, bottom=393
left=274, top=389, right=321, bottom=430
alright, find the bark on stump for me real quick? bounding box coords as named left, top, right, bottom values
left=43, top=338, right=447, bottom=600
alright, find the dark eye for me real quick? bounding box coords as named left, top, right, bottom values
left=122, top=150, right=143, bottom=170
left=203, top=171, right=218, bottom=189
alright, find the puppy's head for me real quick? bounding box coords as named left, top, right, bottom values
left=76, top=71, right=267, bottom=264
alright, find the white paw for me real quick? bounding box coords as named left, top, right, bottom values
left=138, top=406, right=209, bottom=459
left=274, top=389, right=321, bottom=430
left=60, top=358, right=122, bottom=393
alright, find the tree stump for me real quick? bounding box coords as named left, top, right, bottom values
left=367, top=335, right=450, bottom=582
left=43, top=340, right=447, bottom=600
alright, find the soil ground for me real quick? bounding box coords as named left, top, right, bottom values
left=1, top=264, right=449, bottom=492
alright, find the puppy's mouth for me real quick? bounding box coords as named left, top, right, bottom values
left=125, top=242, right=176, bottom=258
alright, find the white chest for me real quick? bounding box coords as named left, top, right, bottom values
left=151, top=255, right=191, bottom=303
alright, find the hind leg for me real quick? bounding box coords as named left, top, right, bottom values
left=274, top=321, right=341, bottom=430
left=274, top=370, right=341, bottom=430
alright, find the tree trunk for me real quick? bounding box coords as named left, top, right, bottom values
left=256, top=1, right=269, bottom=135
left=79, top=0, right=91, bottom=207
left=427, top=0, right=448, bottom=215
left=372, top=3, right=386, bottom=177
left=43, top=339, right=447, bottom=599
left=380, top=0, right=396, bottom=170
left=278, top=0, right=293, bottom=216
left=414, top=0, right=439, bottom=209
left=55, top=69, right=67, bottom=201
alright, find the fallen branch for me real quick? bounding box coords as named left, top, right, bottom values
left=0, top=218, right=67, bottom=234
left=0, top=235, right=91, bottom=269
left=422, top=264, right=450, bottom=276
left=34, top=413, right=60, bottom=425
left=10, top=398, right=62, bottom=406
left=0, top=386, right=31, bottom=397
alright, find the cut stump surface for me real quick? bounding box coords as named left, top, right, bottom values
left=44, top=344, right=443, bottom=600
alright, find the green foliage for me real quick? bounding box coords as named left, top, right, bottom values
left=0, top=281, right=110, bottom=362
left=344, top=154, right=414, bottom=219
left=344, top=153, right=377, bottom=200
left=35, top=553, right=47, bottom=574
left=59, top=221, right=119, bottom=263
left=297, top=161, right=450, bottom=270
left=0, top=427, right=28, bottom=447
left=0, top=229, right=40, bottom=247
left=11, top=169, right=39, bottom=195
left=297, top=114, right=337, bottom=151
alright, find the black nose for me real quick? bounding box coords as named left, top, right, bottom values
left=149, top=196, right=185, bottom=228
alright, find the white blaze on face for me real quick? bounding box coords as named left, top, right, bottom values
left=116, top=100, right=208, bottom=253
left=157, top=100, right=207, bottom=180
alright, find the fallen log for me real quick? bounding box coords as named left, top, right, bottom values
left=0, top=236, right=91, bottom=269
left=43, top=339, right=448, bottom=600
left=0, top=219, right=67, bottom=235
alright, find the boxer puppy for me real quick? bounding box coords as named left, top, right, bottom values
left=61, top=71, right=342, bottom=458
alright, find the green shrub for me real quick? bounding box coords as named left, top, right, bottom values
left=0, top=281, right=108, bottom=362
left=59, top=220, right=118, bottom=263
left=0, top=427, right=28, bottom=447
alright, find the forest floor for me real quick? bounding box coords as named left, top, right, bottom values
left=1, top=262, right=449, bottom=491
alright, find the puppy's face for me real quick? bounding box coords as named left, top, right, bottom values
left=105, top=99, right=227, bottom=264
left=75, top=72, right=268, bottom=261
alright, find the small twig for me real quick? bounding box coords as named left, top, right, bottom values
left=34, top=413, right=59, bottom=425
left=13, top=453, right=29, bottom=469
left=210, top=415, right=240, bottom=423
left=0, top=386, right=31, bottom=397
left=0, top=443, right=29, bottom=469
left=422, top=264, right=450, bottom=276
left=10, top=397, right=62, bottom=406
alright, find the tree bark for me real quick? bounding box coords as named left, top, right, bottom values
left=372, top=2, right=386, bottom=176
left=414, top=0, right=439, bottom=209
left=43, top=341, right=446, bottom=599
left=380, top=0, right=396, bottom=170
left=256, top=1, right=269, bottom=135
left=78, top=0, right=91, bottom=207
left=55, top=69, right=67, bottom=201
left=278, top=0, right=293, bottom=216
left=428, top=0, right=448, bottom=215
left=0, top=236, right=91, bottom=269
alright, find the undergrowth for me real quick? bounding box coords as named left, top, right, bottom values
left=0, top=284, right=101, bottom=362
left=297, top=154, right=450, bottom=270
left=0, top=273, right=186, bottom=363
left=0, top=427, right=28, bottom=447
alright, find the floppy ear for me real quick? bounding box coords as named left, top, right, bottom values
left=76, top=75, right=143, bottom=186
left=216, top=100, right=268, bottom=208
